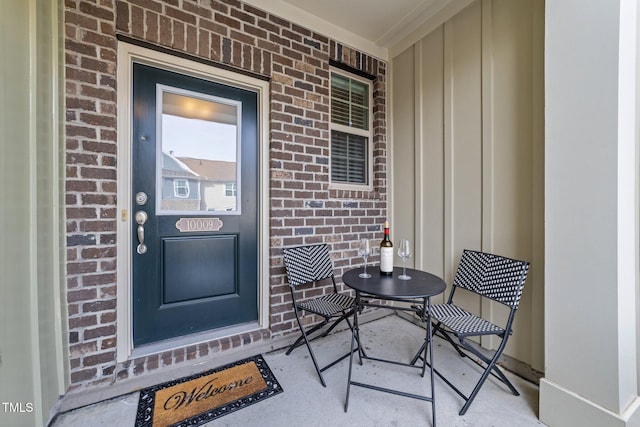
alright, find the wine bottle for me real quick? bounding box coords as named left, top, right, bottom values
left=380, top=221, right=393, bottom=275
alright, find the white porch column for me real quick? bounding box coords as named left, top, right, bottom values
left=541, top=0, right=640, bottom=426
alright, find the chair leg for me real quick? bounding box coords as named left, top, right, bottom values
left=458, top=339, right=519, bottom=396
left=321, top=309, right=353, bottom=336
left=456, top=337, right=519, bottom=415
left=459, top=351, right=503, bottom=415
left=412, top=327, right=520, bottom=415
left=288, top=308, right=355, bottom=356
left=411, top=320, right=466, bottom=365
left=290, top=308, right=327, bottom=387
left=285, top=318, right=329, bottom=355
left=434, top=323, right=466, bottom=358
left=287, top=307, right=363, bottom=388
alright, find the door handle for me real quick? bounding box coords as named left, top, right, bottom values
left=135, top=210, right=148, bottom=254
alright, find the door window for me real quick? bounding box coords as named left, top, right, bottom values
left=157, top=86, right=241, bottom=214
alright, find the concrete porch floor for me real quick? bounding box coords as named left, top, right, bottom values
left=50, top=314, right=545, bottom=426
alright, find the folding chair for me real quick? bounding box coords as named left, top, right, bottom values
left=282, top=244, right=359, bottom=387
left=411, top=249, right=530, bottom=415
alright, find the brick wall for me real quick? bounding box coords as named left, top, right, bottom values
left=64, top=0, right=387, bottom=390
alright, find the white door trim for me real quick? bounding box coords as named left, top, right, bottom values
left=116, top=42, right=270, bottom=362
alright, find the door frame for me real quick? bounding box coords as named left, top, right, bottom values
left=116, top=42, right=270, bottom=362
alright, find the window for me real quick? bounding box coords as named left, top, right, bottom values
left=174, top=179, right=190, bottom=198
left=330, top=71, right=372, bottom=188
left=158, top=85, right=241, bottom=214
left=225, top=183, right=237, bottom=196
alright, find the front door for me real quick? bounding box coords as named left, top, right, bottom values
left=131, top=63, right=258, bottom=346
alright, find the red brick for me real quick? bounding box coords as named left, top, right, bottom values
left=82, top=30, right=116, bottom=50
left=145, top=10, right=159, bottom=43
left=129, top=0, right=162, bottom=13
left=81, top=247, right=116, bottom=259
left=82, top=140, right=117, bottom=154
left=68, top=289, right=98, bottom=303
left=130, top=5, right=144, bottom=38
left=173, top=20, right=185, bottom=49
left=115, top=1, right=129, bottom=32
left=70, top=368, right=97, bottom=383
left=69, top=315, right=98, bottom=329
left=215, top=13, right=241, bottom=30
left=83, top=351, right=115, bottom=367
left=66, top=11, right=99, bottom=31
left=80, top=85, right=116, bottom=102
left=80, top=167, right=116, bottom=180
left=82, top=273, right=116, bottom=286
left=165, top=5, right=196, bottom=25
left=66, top=67, right=97, bottom=85
left=230, top=8, right=255, bottom=25
left=79, top=2, right=114, bottom=21
left=186, top=24, right=197, bottom=52
left=67, top=261, right=98, bottom=275
left=182, top=1, right=212, bottom=18
left=67, top=207, right=98, bottom=219
left=79, top=219, right=116, bottom=232
left=159, top=15, right=172, bottom=46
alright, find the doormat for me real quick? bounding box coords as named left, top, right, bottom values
left=134, top=354, right=283, bottom=427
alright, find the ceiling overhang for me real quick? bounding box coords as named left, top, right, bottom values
left=242, top=0, right=474, bottom=60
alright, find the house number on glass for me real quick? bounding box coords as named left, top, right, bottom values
left=175, top=217, right=223, bottom=233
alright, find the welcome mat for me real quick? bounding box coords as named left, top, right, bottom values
left=135, top=354, right=283, bottom=427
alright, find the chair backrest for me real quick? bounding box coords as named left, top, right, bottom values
left=283, top=244, right=334, bottom=288
left=452, top=249, right=530, bottom=309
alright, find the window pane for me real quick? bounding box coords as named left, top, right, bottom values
left=331, top=130, right=367, bottom=185
left=173, top=179, right=190, bottom=198
left=351, top=82, right=367, bottom=106
left=350, top=106, right=367, bottom=129
left=331, top=74, right=350, bottom=101
left=331, top=99, right=350, bottom=126
left=159, top=88, right=240, bottom=214
left=331, top=73, right=369, bottom=130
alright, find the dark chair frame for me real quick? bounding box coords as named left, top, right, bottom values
left=411, top=249, right=530, bottom=415
left=283, top=244, right=360, bottom=387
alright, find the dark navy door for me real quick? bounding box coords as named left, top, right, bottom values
left=132, top=63, right=258, bottom=346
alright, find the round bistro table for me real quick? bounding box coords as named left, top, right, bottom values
left=342, top=266, right=446, bottom=427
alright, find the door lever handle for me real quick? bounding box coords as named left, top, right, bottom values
left=135, top=210, right=148, bottom=254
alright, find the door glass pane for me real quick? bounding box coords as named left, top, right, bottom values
left=157, top=86, right=241, bottom=214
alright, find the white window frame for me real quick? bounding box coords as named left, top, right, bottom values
left=173, top=178, right=190, bottom=198
left=329, top=68, right=374, bottom=192
left=225, top=182, right=237, bottom=196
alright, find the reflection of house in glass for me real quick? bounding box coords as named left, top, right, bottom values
left=161, top=152, right=201, bottom=211
left=179, top=157, right=237, bottom=212
left=160, top=151, right=237, bottom=212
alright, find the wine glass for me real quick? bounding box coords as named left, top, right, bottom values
left=398, top=239, right=412, bottom=280
left=358, top=239, right=371, bottom=278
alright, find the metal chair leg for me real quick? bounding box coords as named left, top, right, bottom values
left=285, top=318, right=329, bottom=355
left=459, top=349, right=504, bottom=415
left=458, top=338, right=519, bottom=397
left=291, top=308, right=327, bottom=387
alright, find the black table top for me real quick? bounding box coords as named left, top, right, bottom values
left=342, top=267, right=446, bottom=300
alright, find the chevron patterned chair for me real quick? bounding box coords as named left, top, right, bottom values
left=411, top=249, right=530, bottom=415
left=282, top=244, right=358, bottom=387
